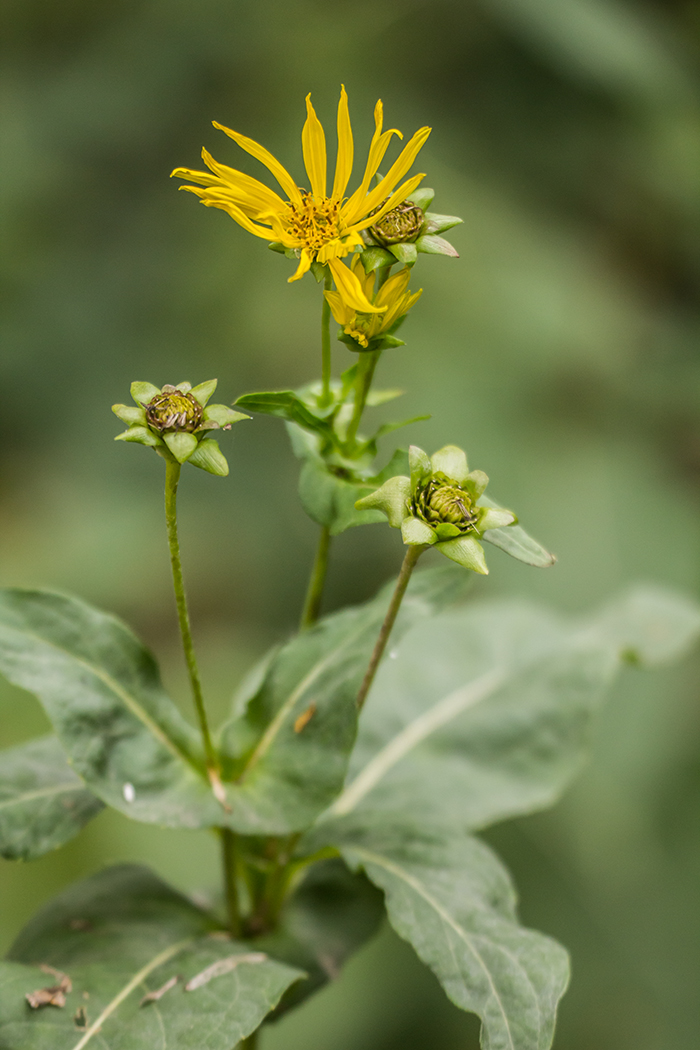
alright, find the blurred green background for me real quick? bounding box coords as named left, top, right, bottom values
left=2, top=0, right=700, bottom=1046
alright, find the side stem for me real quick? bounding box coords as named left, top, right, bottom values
left=346, top=348, right=381, bottom=450
left=220, top=828, right=242, bottom=937
left=356, top=544, right=424, bottom=710
left=300, top=525, right=331, bottom=631
left=320, top=270, right=333, bottom=406
left=164, top=458, right=217, bottom=773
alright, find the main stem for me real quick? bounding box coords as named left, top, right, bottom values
left=300, top=525, right=331, bottom=631
left=220, top=828, right=242, bottom=938
left=164, top=458, right=217, bottom=773
left=320, top=270, right=333, bottom=406
left=356, top=544, right=424, bottom=710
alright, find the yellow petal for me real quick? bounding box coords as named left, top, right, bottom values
left=331, top=85, right=353, bottom=200
left=289, top=249, right=313, bottom=282
left=328, top=258, right=387, bottom=314
left=197, top=196, right=277, bottom=239
left=375, top=267, right=411, bottom=309
left=301, top=94, right=327, bottom=199
left=351, top=127, right=431, bottom=222
left=351, top=252, right=375, bottom=300
left=350, top=172, right=426, bottom=233
left=213, top=121, right=302, bottom=205
left=201, top=149, right=286, bottom=214
left=324, top=289, right=353, bottom=325
left=343, top=128, right=402, bottom=225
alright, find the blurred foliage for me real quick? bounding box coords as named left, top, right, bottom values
left=1, top=0, right=699, bottom=1046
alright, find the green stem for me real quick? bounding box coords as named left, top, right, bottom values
left=375, top=263, right=392, bottom=289
left=164, top=458, right=217, bottom=773
left=320, top=269, right=333, bottom=406
left=356, top=544, right=424, bottom=710
left=345, top=348, right=381, bottom=450
left=300, top=525, right=331, bottom=630
left=220, top=828, right=242, bottom=938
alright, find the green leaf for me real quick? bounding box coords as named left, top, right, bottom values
left=326, top=587, right=700, bottom=832
left=1, top=864, right=303, bottom=1049
left=422, top=212, right=463, bottom=235
left=479, top=496, right=556, bottom=567
left=409, top=187, right=435, bottom=211
left=234, top=392, right=333, bottom=439
left=0, top=736, right=103, bottom=860
left=311, top=820, right=568, bottom=1050
left=0, top=589, right=226, bottom=829
left=297, top=458, right=384, bottom=535
left=415, top=234, right=459, bottom=257
left=364, top=388, right=405, bottom=407
left=217, top=564, right=473, bottom=833
left=202, top=404, right=250, bottom=427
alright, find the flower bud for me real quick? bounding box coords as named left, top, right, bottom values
left=369, top=200, right=424, bottom=247
left=417, top=476, right=478, bottom=532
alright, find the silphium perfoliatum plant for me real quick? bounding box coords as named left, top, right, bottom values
left=356, top=444, right=516, bottom=574
left=113, top=379, right=249, bottom=475
left=360, top=186, right=462, bottom=269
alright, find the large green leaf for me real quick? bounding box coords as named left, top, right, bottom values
left=1, top=865, right=303, bottom=1050
left=217, top=564, right=472, bottom=834
left=234, top=391, right=333, bottom=439
left=311, top=819, right=568, bottom=1050
left=0, top=590, right=224, bottom=830
left=324, top=586, right=700, bottom=831
left=0, top=736, right=103, bottom=860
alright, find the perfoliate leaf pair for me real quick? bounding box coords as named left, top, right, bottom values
left=113, top=380, right=249, bottom=475
left=357, top=443, right=527, bottom=573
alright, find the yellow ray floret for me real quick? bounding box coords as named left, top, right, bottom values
left=172, top=87, right=431, bottom=313
left=325, top=256, right=422, bottom=348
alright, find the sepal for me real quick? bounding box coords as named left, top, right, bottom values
left=130, top=381, right=161, bottom=405
left=438, top=535, right=488, bottom=574
left=163, top=431, right=198, bottom=463
left=423, top=213, right=463, bottom=235
left=415, top=234, right=459, bottom=257
left=389, top=242, right=418, bottom=266
left=115, top=425, right=162, bottom=447
left=190, top=379, right=218, bottom=407
left=430, top=445, right=469, bottom=484
left=188, top=439, right=230, bottom=476
left=401, top=517, right=437, bottom=545
left=360, top=246, right=396, bottom=273
left=355, top=476, right=411, bottom=528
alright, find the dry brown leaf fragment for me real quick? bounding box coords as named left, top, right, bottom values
left=184, top=953, right=268, bottom=991
left=140, top=974, right=180, bottom=1006
left=26, top=966, right=72, bottom=1009
left=294, top=703, right=316, bottom=733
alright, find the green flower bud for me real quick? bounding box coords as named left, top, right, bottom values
left=354, top=443, right=517, bottom=575
left=369, top=200, right=424, bottom=247
left=113, top=379, right=250, bottom=474
left=145, top=387, right=203, bottom=433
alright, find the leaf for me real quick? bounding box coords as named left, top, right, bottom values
left=0, top=589, right=225, bottom=829
left=480, top=496, right=556, bottom=568
left=0, top=864, right=303, bottom=1049
left=234, top=391, right=333, bottom=438
left=310, top=820, right=568, bottom=1050
left=296, top=449, right=410, bottom=536
left=216, top=564, right=473, bottom=834
left=324, top=586, right=700, bottom=832
left=0, top=735, right=103, bottom=860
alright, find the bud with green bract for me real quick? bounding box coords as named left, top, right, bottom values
left=112, top=380, right=249, bottom=476
left=360, top=187, right=462, bottom=270
left=354, top=444, right=516, bottom=574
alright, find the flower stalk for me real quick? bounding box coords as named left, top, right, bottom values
left=300, top=525, right=331, bottom=630
left=220, top=828, right=242, bottom=938
left=356, top=543, right=425, bottom=710
left=164, top=459, right=218, bottom=776
left=320, top=270, right=333, bottom=407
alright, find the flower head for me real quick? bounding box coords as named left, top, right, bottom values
left=355, top=444, right=516, bottom=574
left=112, top=380, right=249, bottom=476
left=361, top=186, right=463, bottom=268
left=172, top=87, right=431, bottom=313
left=324, top=255, right=422, bottom=352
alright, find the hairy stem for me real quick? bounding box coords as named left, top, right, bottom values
left=346, top=348, right=381, bottom=449
left=220, top=828, right=242, bottom=938
left=320, top=270, right=333, bottom=406
left=300, top=525, right=331, bottom=630
left=164, top=458, right=217, bottom=773
left=356, top=544, right=424, bottom=710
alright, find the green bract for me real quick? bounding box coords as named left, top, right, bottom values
left=355, top=444, right=516, bottom=574
left=360, top=187, right=462, bottom=270
left=112, top=380, right=249, bottom=476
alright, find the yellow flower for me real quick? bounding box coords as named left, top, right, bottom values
left=171, top=87, right=430, bottom=314
left=324, top=255, right=422, bottom=350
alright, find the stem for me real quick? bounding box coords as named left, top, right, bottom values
left=300, top=525, right=331, bottom=630
left=346, top=349, right=381, bottom=450
left=375, top=263, right=392, bottom=290
left=356, top=545, right=424, bottom=710
left=320, top=270, right=333, bottom=406
left=164, top=458, right=217, bottom=773
left=220, top=828, right=242, bottom=937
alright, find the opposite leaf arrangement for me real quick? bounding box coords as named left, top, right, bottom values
left=1, top=88, right=699, bottom=1050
